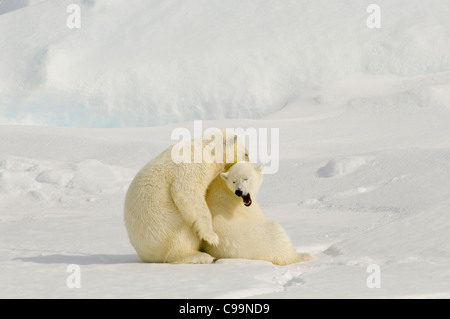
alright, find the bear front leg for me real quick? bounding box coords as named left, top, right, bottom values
left=191, top=211, right=220, bottom=246
left=171, top=181, right=219, bottom=246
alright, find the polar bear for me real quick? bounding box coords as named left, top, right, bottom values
left=203, top=162, right=314, bottom=266
left=124, top=130, right=248, bottom=264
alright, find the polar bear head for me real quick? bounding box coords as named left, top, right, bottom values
left=220, top=162, right=264, bottom=207
left=171, top=128, right=249, bottom=166
left=210, top=129, right=249, bottom=168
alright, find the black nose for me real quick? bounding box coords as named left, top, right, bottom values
left=235, top=189, right=243, bottom=197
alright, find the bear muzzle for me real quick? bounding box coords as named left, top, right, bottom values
left=235, top=189, right=252, bottom=206
left=242, top=193, right=252, bottom=207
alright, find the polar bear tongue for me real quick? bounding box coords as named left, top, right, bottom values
left=242, top=193, right=252, bottom=207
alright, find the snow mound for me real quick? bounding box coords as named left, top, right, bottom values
left=1, top=0, right=450, bottom=127
left=317, top=156, right=368, bottom=178
left=0, top=155, right=135, bottom=208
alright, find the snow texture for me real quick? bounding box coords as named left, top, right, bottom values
left=1, top=0, right=450, bottom=298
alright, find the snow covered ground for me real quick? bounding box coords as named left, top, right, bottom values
left=1, top=0, right=450, bottom=298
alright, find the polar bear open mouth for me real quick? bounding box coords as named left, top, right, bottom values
left=241, top=193, right=252, bottom=207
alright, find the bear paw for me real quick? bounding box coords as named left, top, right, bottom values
left=200, top=230, right=220, bottom=247
left=172, top=252, right=216, bottom=264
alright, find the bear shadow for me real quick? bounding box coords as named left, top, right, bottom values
left=14, top=253, right=141, bottom=265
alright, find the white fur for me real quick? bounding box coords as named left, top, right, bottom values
left=204, top=162, right=314, bottom=266
left=124, top=130, right=247, bottom=264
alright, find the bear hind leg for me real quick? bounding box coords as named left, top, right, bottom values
left=164, top=225, right=215, bottom=264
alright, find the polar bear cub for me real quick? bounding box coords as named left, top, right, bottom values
left=204, top=162, right=313, bottom=266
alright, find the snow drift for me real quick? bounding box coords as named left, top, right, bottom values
left=1, top=0, right=450, bottom=127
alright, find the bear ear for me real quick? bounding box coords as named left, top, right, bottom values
left=256, top=163, right=265, bottom=173
left=220, top=172, right=229, bottom=180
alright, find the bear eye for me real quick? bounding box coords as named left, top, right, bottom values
left=243, top=177, right=249, bottom=181
left=232, top=179, right=237, bottom=184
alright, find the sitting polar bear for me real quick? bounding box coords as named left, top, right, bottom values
left=203, top=162, right=314, bottom=266
left=124, top=130, right=248, bottom=264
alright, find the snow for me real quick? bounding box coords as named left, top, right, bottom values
left=1, top=0, right=450, bottom=299
left=2, top=0, right=450, bottom=127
